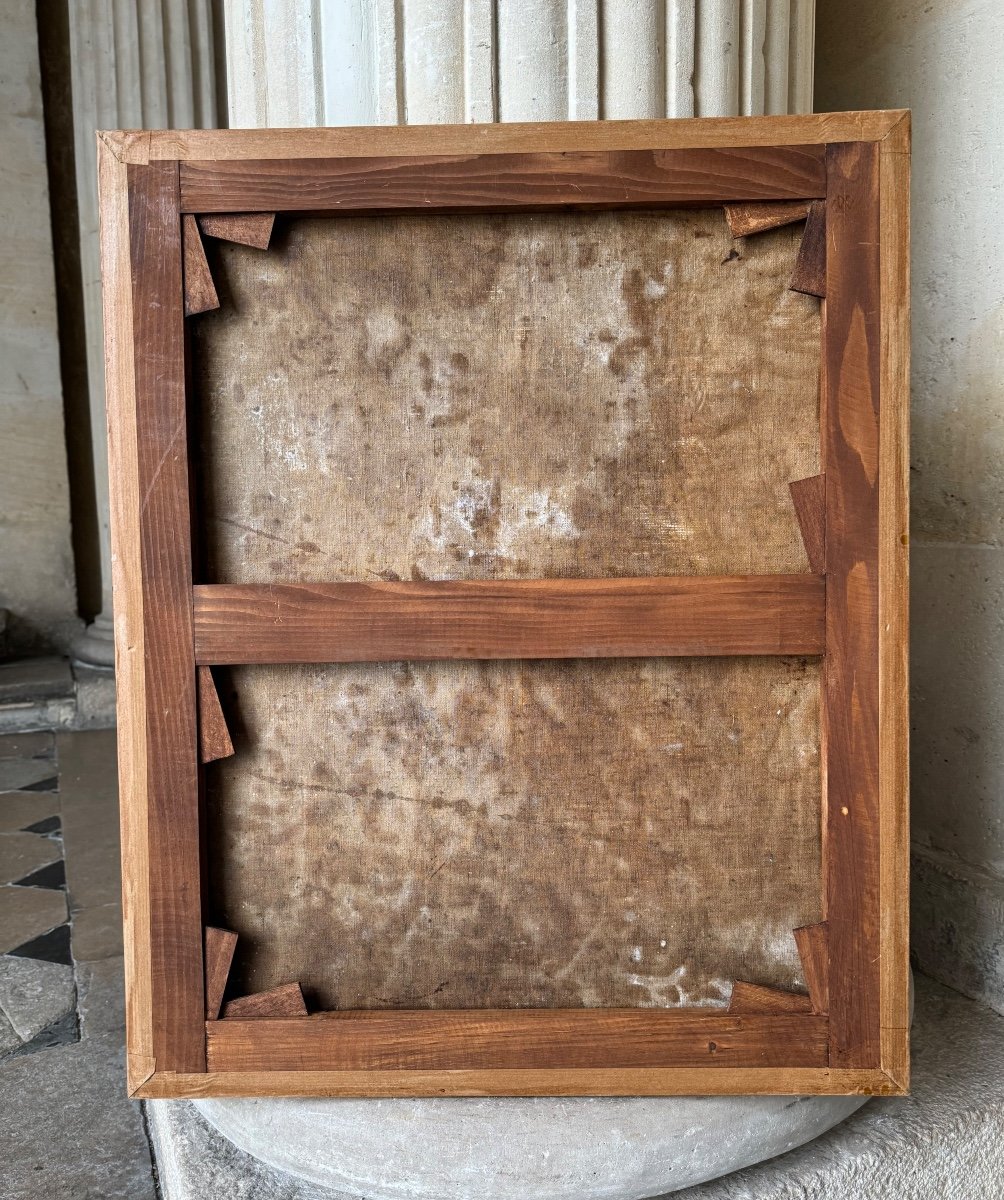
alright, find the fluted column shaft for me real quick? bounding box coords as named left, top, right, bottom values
left=68, top=0, right=220, bottom=667
left=225, top=0, right=814, bottom=127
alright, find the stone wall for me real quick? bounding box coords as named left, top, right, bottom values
left=0, top=0, right=78, bottom=655
left=816, top=0, right=1004, bottom=1014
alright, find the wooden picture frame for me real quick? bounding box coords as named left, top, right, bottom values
left=100, top=109, right=910, bottom=1100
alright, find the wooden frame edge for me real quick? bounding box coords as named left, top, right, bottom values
left=97, top=110, right=910, bottom=165
left=877, top=110, right=911, bottom=1088
left=99, top=132, right=157, bottom=1096
left=821, top=138, right=884, bottom=1071
left=115, top=156, right=205, bottom=1075
left=133, top=1066, right=904, bottom=1100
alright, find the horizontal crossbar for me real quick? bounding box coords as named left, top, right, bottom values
left=179, top=145, right=826, bottom=214
left=192, top=574, right=825, bottom=664
left=206, top=1009, right=829, bottom=1073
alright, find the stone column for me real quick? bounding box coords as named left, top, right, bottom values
left=67, top=1, right=221, bottom=668
left=225, top=0, right=815, bottom=127
left=0, top=0, right=78, bottom=657
left=160, top=5, right=867, bottom=1198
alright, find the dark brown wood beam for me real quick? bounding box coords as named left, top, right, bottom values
left=179, top=145, right=826, bottom=214
left=191, top=575, right=826, bottom=665
left=823, top=141, right=882, bottom=1068
left=206, top=1009, right=828, bottom=1072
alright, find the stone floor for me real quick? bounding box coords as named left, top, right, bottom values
left=0, top=727, right=158, bottom=1198
left=0, top=656, right=117, bottom=735
left=148, top=973, right=1004, bottom=1199
left=3, top=725, right=1004, bottom=1199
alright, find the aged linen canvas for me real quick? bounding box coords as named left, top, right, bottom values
left=194, top=207, right=822, bottom=1011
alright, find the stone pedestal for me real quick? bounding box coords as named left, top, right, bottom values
left=149, top=978, right=1004, bottom=1200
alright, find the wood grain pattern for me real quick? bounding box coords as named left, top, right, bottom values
left=206, top=1011, right=828, bottom=1073
left=124, top=161, right=204, bottom=1074
left=877, top=114, right=911, bottom=1090
left=222, top=983, right=307, bottom=1019
left=198, top=212, right=275, bottom=248
left=197, top=666, right=234, bottom=764
left=134, top=1065, right=905, bottom=1099
left=793, top=922, right=830, bottom=1014
left=790, top=200, right=827, bottom=297
left=192, top=576, right=825, bottom=664
left=789, top=475, right=827, bottom=574
left=101, top=114, right=910, bottom=1099
left=101, top=111, right=910, bottom=167
left=204, top=927, right=238, bottom=1020
left=823, top=141, right=882, bottom=1070
left=99, top=134, right=156, bottom=1096
left=181, top=213, right=219, bottom=316
left=728, top=982, right=814, bottom=1015
left=724, top=200, right=810, bottom=237
left=179, top=146, right=827, bottom=215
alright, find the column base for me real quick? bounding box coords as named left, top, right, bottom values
left=147, top=976, right=1004, bottom=1199
left=71, top=612, right=115, bottom=671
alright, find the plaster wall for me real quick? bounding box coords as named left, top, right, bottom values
left=816, top=0, right=1004, bottom=1012
left=0, top=0, right=78, bottom=655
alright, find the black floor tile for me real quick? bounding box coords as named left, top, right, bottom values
left=20, top=815, right=61, bottom=837
left=8, top=923, right=72, bottom=966
left=19, top=776, right=59, bottom=794
left=12, top=860, right=66, bottom=891
left=4, top=1010, right=80, bottom=1061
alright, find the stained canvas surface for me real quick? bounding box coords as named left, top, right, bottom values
left=195, top=208, right=823, bottom=1009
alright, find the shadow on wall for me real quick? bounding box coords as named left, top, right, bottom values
left=910, top=544, right=1004, bottom=1012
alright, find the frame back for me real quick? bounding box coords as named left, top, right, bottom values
left=99, top=110, right=910, bottom=1099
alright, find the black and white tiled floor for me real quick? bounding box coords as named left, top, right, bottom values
left=0, top=727, right=157, bottom=1198
left=0, top=731, right=78, bottom=1060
